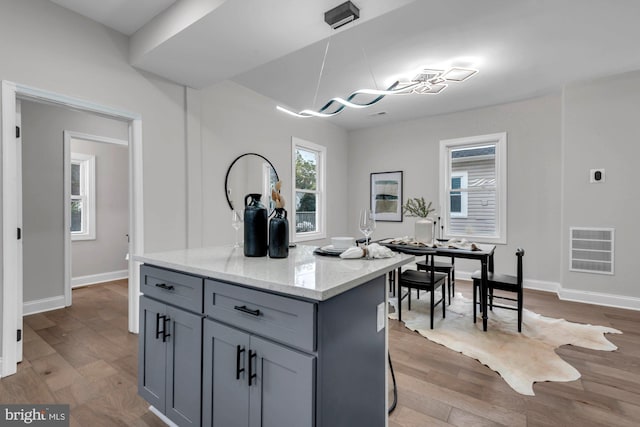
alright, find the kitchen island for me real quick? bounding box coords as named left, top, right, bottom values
left=134, top=245, right=414, bottom=427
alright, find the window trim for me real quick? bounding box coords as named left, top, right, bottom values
left=439, top=132, right=507, bottom=244
left=70, top=152, right=96, bottom=241
left=291, top=137, right=326, bottom=242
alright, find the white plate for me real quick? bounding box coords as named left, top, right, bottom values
left=320, top=245, right=346, bottom=255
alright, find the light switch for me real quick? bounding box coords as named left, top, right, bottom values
left=377, top=302, right=385, bottom=332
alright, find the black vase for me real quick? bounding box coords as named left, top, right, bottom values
left=244, top=193, right=268, bottom=257
left=269, top=208, right=289, bottom=258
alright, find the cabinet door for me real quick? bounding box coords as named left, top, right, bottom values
left=138, top=296, right=167, bottom=412
left=165, top=305, right=203, bottom=427
left=248, top=336, right=316, bottom=427
left=203, top=319, right=251, bottom=427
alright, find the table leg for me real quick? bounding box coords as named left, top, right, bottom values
left=481, top=257, right=489, bottom=332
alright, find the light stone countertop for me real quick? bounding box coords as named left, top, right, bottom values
left=134, top=245, right=414, bottom=301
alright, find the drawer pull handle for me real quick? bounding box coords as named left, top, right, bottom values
left=234, top=305, right=261, bottom=316
left=155, top=283, right=175, bottom=291
left=236, top=345, right=245, bottom=380
left=162, top=317, right=171, bottom=342
left=248, top=350, right=257, bottom=386
left=155, top=313, right=164, bottom=339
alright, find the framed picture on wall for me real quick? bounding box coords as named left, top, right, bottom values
left=370, top=171, right=403, bottom=222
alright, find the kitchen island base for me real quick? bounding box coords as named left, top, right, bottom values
left=139, top=264, right=389, bottom=427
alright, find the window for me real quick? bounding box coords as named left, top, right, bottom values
left=439, top=133, right=506, bottom=244
left=291, top=137, right=326, bottom=242
left=70, top=153, right=96, bottom=240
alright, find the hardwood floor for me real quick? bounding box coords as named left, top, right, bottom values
left=0, top=280, right=165, bottom=427
left=2, top=279, right=640, bottom=426
left=388, top=282, right=640, bottom=427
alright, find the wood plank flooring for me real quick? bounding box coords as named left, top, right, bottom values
left=0, top=280, right=165, bottom=427
left=388, top=282, right=640, bottom=427
left=2, top=279, right=640, bottom=426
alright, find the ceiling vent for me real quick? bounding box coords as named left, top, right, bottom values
left=570, top=227, right=614, bottom=275
left=325, top=1, right=360, bottom=29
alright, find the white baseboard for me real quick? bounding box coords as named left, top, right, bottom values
left=523, top=278, right=560, bottom=293
left=559, top=288, right=640, bottom=311
left=23, top=295, right=66, bottom=316
left=72, top=269, right=128, bottom=288
left=22, top=271, right=127, bottom=317
left=455, top=269, right=639, bottom=311
left=148, top=406, right=178, bottom=427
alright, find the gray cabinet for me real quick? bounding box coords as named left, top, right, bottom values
left=139, top=296, right=166, bottom=411
left=203, top=319, right=315, bottom=427
left=139, top=271, right=203, bottom=427
left=139, top=264, right=386, bottom=427
left=248, top=335, right=315, bottom=427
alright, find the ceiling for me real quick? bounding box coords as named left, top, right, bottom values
left=49, top=0, right=177, bottom=36
left=49, top=0, right=640, bottom=131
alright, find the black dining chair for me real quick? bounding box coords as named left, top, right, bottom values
left=472, top=248, right=525, bottom=332
left=398, top=251, right=448, bottom=329
left=416, top=256, right=455, bottom=305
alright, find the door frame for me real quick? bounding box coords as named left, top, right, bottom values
left=63, top=131, right=129, bottom=308
left=1, top=80, right=144, bottom=377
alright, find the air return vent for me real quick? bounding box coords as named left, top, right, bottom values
left=570, top=227, right=614, bottom=275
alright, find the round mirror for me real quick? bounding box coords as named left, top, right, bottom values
left=224, top=153, right=279, bottom=214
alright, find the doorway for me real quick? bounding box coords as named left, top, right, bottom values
left=63, top=131, right=129, bottom=308
left=1, top=81, right=144, bottom=377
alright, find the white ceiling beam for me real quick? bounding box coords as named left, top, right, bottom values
left=130, top=0, right=227, bottom=66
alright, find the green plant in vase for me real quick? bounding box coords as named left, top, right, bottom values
left=403, top=197, right=436, bottom=244
left=403, top=197, right=435, bottom=218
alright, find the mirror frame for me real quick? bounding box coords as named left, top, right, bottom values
left=224, top=152, right=279, bottom=211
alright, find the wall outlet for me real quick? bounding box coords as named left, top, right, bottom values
left=377, top=302, right=385, bottom=332
left=590, top=168, right=605, bottom=183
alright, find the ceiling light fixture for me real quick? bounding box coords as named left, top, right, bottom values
left=324, top=1, right=360, bottom=30
left=276, top=67, right=478, bottom=118
left=276, top=2, right=478, bottom=119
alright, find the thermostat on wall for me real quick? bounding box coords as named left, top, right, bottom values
left=590, top=169, right=605, bottom=183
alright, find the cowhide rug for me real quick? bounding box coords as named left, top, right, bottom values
left=388, top=292, right=621, bottom=395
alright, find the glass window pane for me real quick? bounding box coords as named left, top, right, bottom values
left=71, top=163, right=81, bottom=195
left=449, top=189, right=496, bottom=236
left=295, top=148, right=317, bottom=190
left=452, top=145, right=496, bottom=185
left=295, top=192, right=317, bottom=233
left=71, top=200, right=83, bottom=232
left=451, top=177, right=461, bottom=190
left=450, top=194, right=461, bottom=213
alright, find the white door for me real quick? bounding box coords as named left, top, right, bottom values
left=16, top=99, right=23, bottom=362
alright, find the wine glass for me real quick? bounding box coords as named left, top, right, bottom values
left=231, top=210, right=243, bottom=248
left=359, top=208, right=376, bottom=248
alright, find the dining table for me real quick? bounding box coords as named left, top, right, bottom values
left=380, top=240, right=496, bottom=331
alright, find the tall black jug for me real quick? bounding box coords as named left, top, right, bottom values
left=244, top=193, right=268, bottom=257
left=269, top=208, right=289, bottom=258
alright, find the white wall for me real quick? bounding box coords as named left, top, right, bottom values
left=347, top=95, right=563, bottom=282
left=21, top=101, right=128, bottom=302
left=0, top=0, right=187, bottom=254
left=71, top=138, right=128, bottom=279
left=0, top=0, right=187, bottom=362
left=561, top=70, right=640, bottom=299
left=196, top=80, right=349, bottom=247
